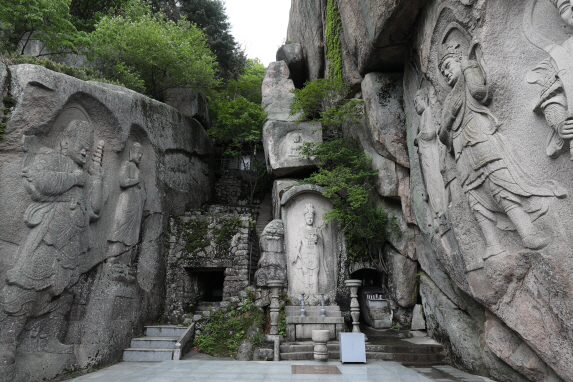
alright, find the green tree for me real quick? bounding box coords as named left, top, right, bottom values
left=291, top=77, right=363, bottom=138
left=292, top=78, right=398, bottom=264
left=89, top=1, right=219, bottom=100
left=179, top=0, right=246, bottom=85
left=68, top=0, right=134, bottom=32
left=219, top=58, right=266, bottom=104
left=208, top=96, right=267, bottom=203
left=0, top=0, right=89, bottom=55
left=299, top=138, right=398, bottom=264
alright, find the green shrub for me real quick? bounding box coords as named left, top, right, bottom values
left=298, top=138, right=400, bottom=265
left=194, top=294, right=264, bottom=357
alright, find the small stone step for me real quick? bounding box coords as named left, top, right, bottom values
left=144, top=325, right=187, bottom=338
left=280, top=352, right=314, bottom=361
left=130, top=336, right=179, bottom=349
left=123, top=348, right=174, bottom=362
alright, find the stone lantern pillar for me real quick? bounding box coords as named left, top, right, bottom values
left=345, top=279, right=363, bottom=334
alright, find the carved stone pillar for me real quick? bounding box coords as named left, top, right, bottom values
left=268, top=280, right=285, bottom=336
left=345, top=279, right=363, bottom=334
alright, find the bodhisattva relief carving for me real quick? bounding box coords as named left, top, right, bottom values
left=107, top=142, right=146, bottom=265
left=291, top=204, right=327, bottom=295
left=437, top=36, right=566, bottom=259
left=414, top=86, right=448, bottom=231
left=526, top=0, right=573, bottom=158
left=0, top=120, right=105, bottom=365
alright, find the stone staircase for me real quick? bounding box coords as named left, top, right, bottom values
left=255, top=193, right=273, bottom=237
left=123, top=325, right=187, bottom=362
left=279, top=328, right=446, bottom=366
left=192, top=301, right=221, bottom=321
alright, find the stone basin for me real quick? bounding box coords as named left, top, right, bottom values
left=311, top=329, right=331, bottom=343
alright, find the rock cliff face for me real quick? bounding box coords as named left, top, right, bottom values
left=286, top=1, right=573, bottom=381
left=0, top=64, right=212, bottom=381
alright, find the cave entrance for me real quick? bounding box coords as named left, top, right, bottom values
left=191, top=268, right=226, bottom=302
left=350, top=268, right=385, bottom=289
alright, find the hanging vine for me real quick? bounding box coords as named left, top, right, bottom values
left=325, top=0, right=343, bottom=81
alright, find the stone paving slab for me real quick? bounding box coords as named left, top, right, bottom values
left=68, top=360, right=493, bottom=382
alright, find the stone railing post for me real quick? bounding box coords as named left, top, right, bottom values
left=267, top=280, right=285, bottom=336
left=345, top=279, right=362, bottom=334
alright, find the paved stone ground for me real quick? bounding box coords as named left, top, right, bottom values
left=68, top=360, right=495, bottom=382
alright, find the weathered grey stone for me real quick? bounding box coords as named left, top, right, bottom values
left=485, top=311, right=563, bottom=382
left=272, top=179, right=298, bottom=220
left=164, top=87, right=212, bottom=129
left=385, top=246, right=417, bottom=308
left=411, top=304, right=425, bottom=331
left=286, top=0, right=325, bottom=83
left=362, top=72, right=409, bottom=168
left=262, top=120, right=321, bottom=177
left=276, top=43, right=305, bottom=89
left=336, top=0, right=427, bottom=75
left=261, top=61, right=297, bottom=122
left=0, top=63, right=212, bottom=381
left=254, top=220, right=287, bottom=287
left=235, top=339, right=253, bottom=361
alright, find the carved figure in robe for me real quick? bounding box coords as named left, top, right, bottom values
left=255, top=219, right=287, bottom=286
left=0, top=120, right=105, bottom=365
left=438, top=40, right=566, bottom=259
left=107, top=142, right=146, bottom=264
left=414, top=87, right=448, bottom=231
left=289, top=134, right=302, bottom=156
left=526, top=0, right=573, bottom=159
left=292, top=204, right=327, bottom=295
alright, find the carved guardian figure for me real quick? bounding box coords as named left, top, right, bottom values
left=0, top=120, right=105, bottom=365
left=438, top=39, right=566, bottom=259
left=527, top=0, right=573, bottom=159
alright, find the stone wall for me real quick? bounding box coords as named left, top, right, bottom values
left=0, top=63, right=213, bottom=381
left=164, top=206, right=260, bottom=322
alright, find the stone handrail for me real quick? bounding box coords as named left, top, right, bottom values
left=173, top=323, right=195, bottom=360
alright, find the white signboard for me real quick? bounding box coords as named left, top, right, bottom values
left=339, top=333, right=366, bottom=363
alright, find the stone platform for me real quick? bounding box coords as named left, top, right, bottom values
left=285, top=306, right=345, bottom=341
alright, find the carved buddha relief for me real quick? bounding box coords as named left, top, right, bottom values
left=107, top=142, right=147, bottom=266
left=414, top=85, right=448, bottom=231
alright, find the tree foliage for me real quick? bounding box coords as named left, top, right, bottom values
left=179, top=0, right=245, bottom=84
left=293, top=78, right=398, bottom=264
left=88, top=1, right=219, bottom=100
left=208, top=96, right=267, bottom=203
left=0, top=0, right=89, bottom=55
left=290, top=77, right=363, bottom=131
left=68, top=0, right=133, bottom=32
left=299, top=138, right=399, bottom=264
left=219, top=58, right=266, bottom=104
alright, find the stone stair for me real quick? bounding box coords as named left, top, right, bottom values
left=255, top=193, right=273, bottom=237
left=123, top=325, right=187, bottom=362
left=192, top=301, right=221, bottom=321
left=279, top=329, right=446, bottom=366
